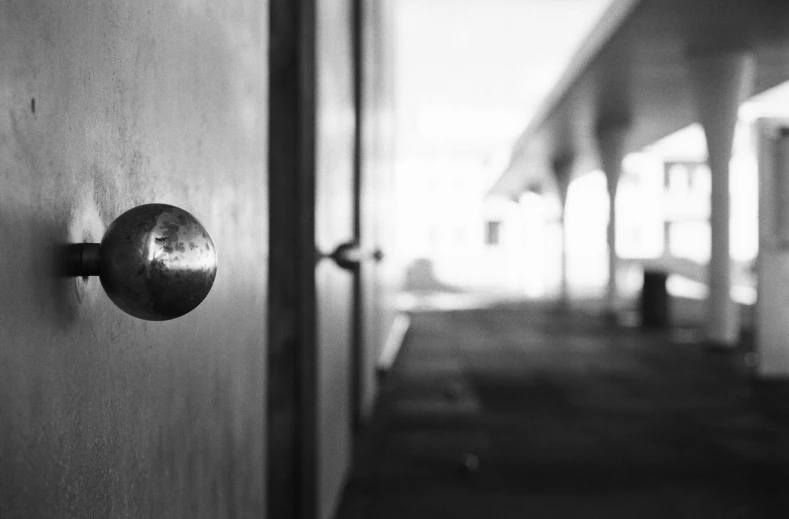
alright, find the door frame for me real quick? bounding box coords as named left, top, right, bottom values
left=267, top=0, right=319, bottom=518
left=350, top=0, right=364, bottom=434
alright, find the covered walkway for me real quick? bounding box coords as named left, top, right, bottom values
left=337, top=302, right=789, bottom=518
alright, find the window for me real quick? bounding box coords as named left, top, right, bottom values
left=485, top=220, right=502, bottom=246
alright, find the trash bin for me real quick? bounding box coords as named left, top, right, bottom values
left=641, top=270, right=669, bottom=329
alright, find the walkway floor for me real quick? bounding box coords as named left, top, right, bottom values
left=335, top=301, right=789, bottom=518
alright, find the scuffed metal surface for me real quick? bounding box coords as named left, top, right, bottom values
left=100, top=204, right=217, bottom=321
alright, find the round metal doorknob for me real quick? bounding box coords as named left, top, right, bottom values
left=322, top=241, right=384, bottom=271
left=64, top=204, right=217, bottom=321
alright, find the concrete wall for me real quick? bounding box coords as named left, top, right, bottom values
left=0, top=1, right=267, bottom=517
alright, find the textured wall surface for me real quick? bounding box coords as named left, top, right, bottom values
left=0, top=1, right=267, bottom=517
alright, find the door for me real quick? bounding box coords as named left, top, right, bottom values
left=318, top=1, right=400, bottom=514
left=754, top=118, right=789, bottom=377
left=0, top=2, right=267, bottom=517
left=267, top=1, right=356, bottom=519
left=358, top=0, right=399, bottom=421
left=267, top=1, right=399, bottom=518
left=315, top=0, right=356, bottom=517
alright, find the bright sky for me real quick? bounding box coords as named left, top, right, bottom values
left=395, top=0, right=617, bottom=155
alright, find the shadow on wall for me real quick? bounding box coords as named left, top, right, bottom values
left=402, top=258, right=463, bottom=293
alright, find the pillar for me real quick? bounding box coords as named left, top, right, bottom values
left=553, top=154, right=574, bottom=307
left=686, top=50, right=755, bottom=347
left=596, top=122, right=629, bottom=315
left=662, top=162, right=672, bottom=258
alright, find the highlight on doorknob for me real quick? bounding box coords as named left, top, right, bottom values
left=63, top=204, right=217, bottom=321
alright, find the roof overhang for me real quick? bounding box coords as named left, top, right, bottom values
left=488, top=0, right=789, bottom=199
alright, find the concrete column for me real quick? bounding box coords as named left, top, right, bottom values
left=553, top=155, right=574, bottom=307
left=596, top=123, right=629, bottom=315
left=662, top=162, right=672, bottom=258
left=686, top=50, right=755, bottom=346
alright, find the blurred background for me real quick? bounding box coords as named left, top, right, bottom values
left=387, top=0, right=773, bottom=310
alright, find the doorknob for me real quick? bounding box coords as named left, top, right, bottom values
left=62, top=204, right=217, bottom=321
left=319, top=241, right=384, bottom=271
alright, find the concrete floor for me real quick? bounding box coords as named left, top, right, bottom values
left=335, top=301, right=789, bottom=518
